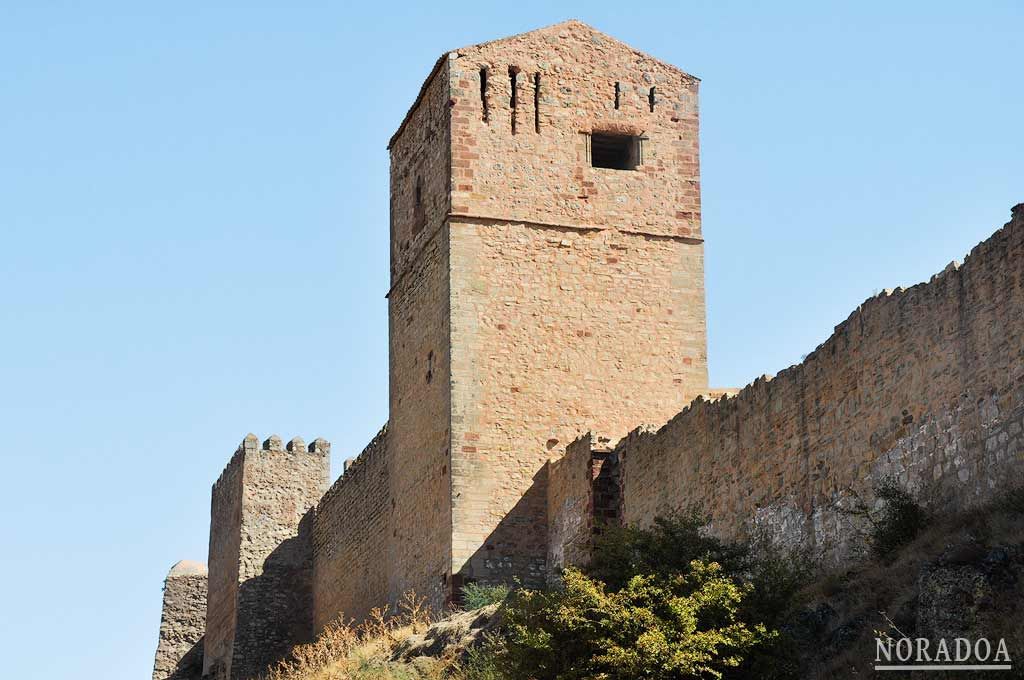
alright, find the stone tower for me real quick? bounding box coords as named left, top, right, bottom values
left=202, top=435, right=330, bottom=679
left=386, top=20, right=707, bottom=598
left=152, top=561, right=207, bottom=680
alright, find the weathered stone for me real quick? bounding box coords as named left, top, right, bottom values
left=152, top=561, right=206, bottom=680
left=203, top=435, right=330, bottom=679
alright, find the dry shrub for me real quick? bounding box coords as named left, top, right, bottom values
left=262, top=591, right=435, bottom=680
left=263, top=619, right=358, bottom=680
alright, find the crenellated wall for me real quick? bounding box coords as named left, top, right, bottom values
left=312, top=426, right=391, bottom=629
left=203, top=435, right=330, bottom=679
left=615, top=205, right=1024, bottom=561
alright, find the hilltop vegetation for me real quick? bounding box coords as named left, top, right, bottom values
left=263, top=486, right=1024, bottom=680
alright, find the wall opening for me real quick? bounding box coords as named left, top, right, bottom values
left=648, top=86, right=656, bottom=112
left=509, top=66, right=519, bottom=134
left=614, top=82, right=620, bottom=110
left=479, top=67, right=489, bottom=122
left=412, top=176, right=425, bottom=234
left=533, top=73, right=541, bottom=133
left=590, top=133, right=641, bottom=170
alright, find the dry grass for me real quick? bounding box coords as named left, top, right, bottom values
left=799, top=497, right=1024, bottom=680
left=261, top=592, right=453, bottom=680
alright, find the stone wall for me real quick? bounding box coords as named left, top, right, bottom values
left=546, top=436, right=596, bottom=580
left=203, top=435, right=330, bottom=679
left=387, top=52, right=456, bottom=613
left=152, top=561, right=207, bottom=680
left=448, top=221, right=705, bottom=586
left=546, top=434, right=622, bottom=580
left=619, top=205, right=1024, bottom=561
left=545, top=434, right=618, bottom=579
left=204, top=447, right=243, bottom=678
left=312, top=426, right=390, bottom=629
left=389, top=57, right=451, bottom=282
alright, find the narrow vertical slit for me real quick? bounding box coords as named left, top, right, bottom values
left=479, top=68, right=489, bottom=122
left=533, top=73, right=541, bottom=133
left=509, top=66, right=518, bottom=134
left=648, top=86, right=656, bottom=112
left=614, top=82, right=620, bottom=110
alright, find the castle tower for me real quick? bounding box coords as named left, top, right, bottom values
left=202, top=435, right=330, bottom=679
left=152, top=560, right=207, bottom=680
left=387, top=21, right=707, bottom=600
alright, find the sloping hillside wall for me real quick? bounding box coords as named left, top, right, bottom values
left=620, top=205, right=1024, bottom=560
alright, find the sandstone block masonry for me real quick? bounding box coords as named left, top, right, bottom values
left=423, top=19, right=708, bottom=598
left=203, top=435, right=329, bottom=680
left=152, top=561, right=207, bottom=680
left=545, top=204, right=1024, bottom=568
left=312, top=426, right=390, bottom=632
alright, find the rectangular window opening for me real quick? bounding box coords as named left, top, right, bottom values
left=509, top=67, right=518, bottom=134
left=590, top=133, right=641, bottom=170
left=533, top=73, right=541, bottom=133
left=479, top=67, right=489, bottom=122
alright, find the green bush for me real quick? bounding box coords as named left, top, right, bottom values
left=457, top=513, right=812, bottom=680
left=460, top=582, right=510, bottom=610
left=589, top=512, right=812, bottom=679
left=589, top=509, right=747, bottom=591
left=482, top=565, right=773, bottom=680
left=589, top=511, right=812, bottom=628
left=870, top=479, right=927, bottom=559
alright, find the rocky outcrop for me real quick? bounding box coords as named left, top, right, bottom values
left=391, top=604, right=502, bottom=662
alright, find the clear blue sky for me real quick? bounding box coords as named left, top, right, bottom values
left=0, top=2, right=1020, bottom=678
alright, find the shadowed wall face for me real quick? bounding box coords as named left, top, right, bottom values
left=152, top=562, right=207, bottom=680
left=203, top=435, right=330, bottom=680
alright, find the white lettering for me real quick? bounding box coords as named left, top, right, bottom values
left=876, top=638, right=893, bottom=662
left=956, top=638, right=972, bottom=662
left=916, top=638, right=931, bottom=662
left=995, top=639, right=1011, bottom=663
left=976, top=638, right=992, bottom=661
left=934, top=638, right=951, bottom=663
left=897, top=638, right=913, bottom=662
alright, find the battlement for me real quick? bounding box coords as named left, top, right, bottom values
left=612, top=204, right=1024, bottom=561
left=203, top=433, right=330, bottom=679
